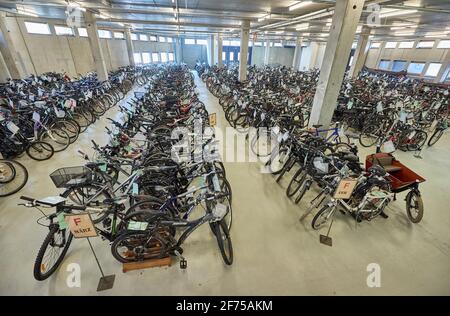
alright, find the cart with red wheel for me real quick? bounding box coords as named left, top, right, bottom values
left=366, top=153, right=425, bottom=223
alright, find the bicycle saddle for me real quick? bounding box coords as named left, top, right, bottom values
left=312, top=124, right=323, bottom=129
left=368, top=165, right=388, bottom=177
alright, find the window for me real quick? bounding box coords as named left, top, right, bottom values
left=238, top=52, right=240, bottom=61
left=424, top=63, right=442, bottom=77
left=378, top=59, right=391, bottom=70
left=222, top=52, right=226, bottom=61
left=437, top=40, right=450, bottom=49
left=98, top=30, right=111, bottom=39
left=54, top=25, right=73, bottom=36
left=78, top=27, right=88, bottom=37
left=142, top=52, right=151, bottom=64
left=133, top=53, right=142, bottom=64
left=161, top=52, right=168, bottom=63
left=274, top=43, right=283, bottom=47
left=230, top=40, right=240, bottom=46
left=159, top=36, right=166, bottom=42
left=223, top=40, right=231, bottom=46
left=398, top=41, right=414, bottom=48
left=407, top=62, right=425, bottom=74
left=230, top=52, right=234, bottom=60
left=150, top=36, right=157, bottom=42
left=152, top=52, right=159, bottom=62
left=167, top=37, right=173, bottom=43
left=185, top=38, right=196, bottom=45
left=254, top=42, right=263, bottom=46
left=197, top=39, right=207, bottom=45
left=370, top=42, right=381, bottom=48
left=114, top=32, right=124, bottom=39
left=139, top=34, right=148, bottom=41
left=131, top=33, right=138, bottom=41
left=168, top=52, right=174, bottom=61
left=392, top=60, right=407, bottom=72
left=416, top=41, right=434, bottom=48
left=385, top=42, right=397, bottom=49
left=24, top=22, right=51, bottom=35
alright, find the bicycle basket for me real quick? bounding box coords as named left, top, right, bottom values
left=50, top=166, right=92, bottom=188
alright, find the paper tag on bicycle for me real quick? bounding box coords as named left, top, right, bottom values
left=212, top=175, right=221, bottom=192
left=376, top=102, right=383, bottom=113
left=99, top=163, right=107, bottom=172
left=347, top=101, right=353, bottom=109
left=408, top=130, right=416, bottom=140
left=57, top=212, right=68, bottom=230
left=334, top=179, right=357, bottom=199
left=132, top=183, right=139, bottom=195
left=399, top=111, right=407, bottom=123
left=6, top=122, right=19, bottom=134
left=32, top=111, right=40, bottom=122
left=382, top=140, right=396, bottom=153
left=273, top=125, right=280, bottom=134
left=260, top=113, right=266, bottom=121
left=209, top=113, right=217, bottom=126
left=127, top=221, right=148, bottom=231
left=212, top=203, right=227, bottom=221
left=65, top=214, right=97, bottom=238
left=282, top=132, right=289, bottom=141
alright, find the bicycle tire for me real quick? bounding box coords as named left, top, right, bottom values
left=211, top=219, right=233, bottom=265
left=26, top=141, right=54, bottom=161
left=40, top=128, right=70, bottom=152
left=33, top=225, right=73, bottom=281
left=0, top=160, right=28, bottom=197
left=311, top=204, right=334, bottom=230
left=406, top=190, right=424, bottom=223
left=286, top=168, right=305, bottom=198
left=427, top=129, right=444, bottom=147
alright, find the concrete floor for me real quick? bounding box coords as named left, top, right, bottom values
left=1, top=73, right=449, bottom=295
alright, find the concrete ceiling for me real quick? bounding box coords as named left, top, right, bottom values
left=0, top=0, right=449, bottom=41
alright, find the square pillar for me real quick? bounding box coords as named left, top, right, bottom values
left=84, top=11, right=108, bottom=81
left=238, top=20, right=250, bottom=81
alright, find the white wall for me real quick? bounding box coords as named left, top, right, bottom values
left=298, top=42, right=326, bottom=71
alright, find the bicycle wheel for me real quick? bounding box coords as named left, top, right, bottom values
left=53, top=119, right=80, bottom=143
left=61, top=185, right=112, bottom=223
left=0, top=160, right=28, bottom=197
left=407, top=130, right=427, bottom=151
left=211, top=219, right=233, bottom=265
left=111, top=231, right=168, bottom=263
left=286, top=168, right=306, bottom=198
left=26, top=141, right=54, bottom=161
left=40, top=128, right=70, bottom=152
left=250, top=129, right=273, bottom=158
left=359, top=124, right=380, bottom=147
left=311, top=204, right=335, bottom=230
left=71, top=112, right=89, bottom=132
left=427, top=129, right=444, bottom=147
left=406, top=190, right=424, bottom=223
left=265, top=147, right=290, bottom=174
left=294, top=178, right=311, bottom=204
left=34, top=225, right=73, bottom=281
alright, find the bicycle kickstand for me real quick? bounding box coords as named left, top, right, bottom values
left=174, top=250, right=187, bottom=269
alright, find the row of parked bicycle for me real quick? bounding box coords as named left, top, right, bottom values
left=18, top=64, right=233, bottom=281
left=199, top=64, right=448, bottom=152
left=202, top=64, right=428, bottom=243
left=0, top=66, right=151, bottom=197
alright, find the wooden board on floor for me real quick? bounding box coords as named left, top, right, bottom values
left=122, top=256, right=172, bottom=273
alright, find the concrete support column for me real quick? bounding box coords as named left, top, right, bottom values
left=124, top=27, right=135, bottom=67
left=217, top=34, right=223, bottom=67
left=309, top=0, right=365, bottom=129
left=84, top=11, right=108, bottom=81
left=292, top=37, right=302, bottom=70
left=0, top=49, right=10, bottom=82
left=207, top=35, right=215, bottom=66
left=435, top=49, right=450, bottom=83
left=0, top=13, right=25, bottom=79
left=175, top=37, right=182, bottom=63
left=348, top=25, right=370, bottom=78
left=264, top=40, right=271, bottom=65
left=238, top=20, right=250, bottom=81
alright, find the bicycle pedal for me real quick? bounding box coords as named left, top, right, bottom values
left=180, top=259, right=187, bottom=269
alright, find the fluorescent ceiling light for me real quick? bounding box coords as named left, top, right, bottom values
left=296, top=23, right=309, bottom=31
left=276, top=31, right=284, bottom=34
left=289, top=1, right=313, bottom=11
left=258, top=14, right=271, bottom=22
left=425, top=32, right=449, bottom=38
left=390, top=26, right=406, bottom=30
left=380, top=9, right=417, bottom=18
left=394, top=31, right=414, bottom=36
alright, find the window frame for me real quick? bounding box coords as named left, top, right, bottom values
left=150, top=35, right=157, bottom=42
left=184, top=38, right=196, bottom=45
left=416, top=41, right=434, bottom=49
left=385, top=42, right=397, bottom=49
left=142, top=52, right=151, bottom=64
left=370, top=42, right=381, bottom=49
left=159, top=36, right=166, bottom=42
left=133, top=53, right=142, bottom=64
left=196, top=39, right=207, bottom=45
left=424, top=63, right=442, bottom=77
left=392, top=60, right=407, bottom=72
left=378, top=59, right=391, bottom=70
left=398, top=41, right=414, bottom=49
left=152, top=52, right=160, bottom=63
left=407, top=61, right=426, bottom=75
left=98, top=30, right=111, bottom=39
left=437, top=40, right=450, bottom=49
left=54, top=25, right=74, bottom=36
left=131, top=33, right=138, bottom=41
left=24, top=21, right=51, bottom=35
left=139, top=34, right=149, bottom=41
left=113, top=31, right=124, bottom=39
left=77, top=27, right=88, bottom=37
left=168, top=52, right=174, bottom=62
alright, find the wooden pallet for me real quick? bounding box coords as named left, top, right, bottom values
left=121, top=238, right=172, bottom=273
left=122, top=256, right=172, bottom=273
